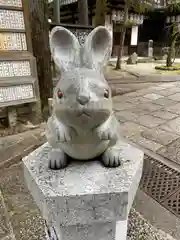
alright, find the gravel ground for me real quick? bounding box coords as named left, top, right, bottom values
left=128, top=209, right=176, bottom=240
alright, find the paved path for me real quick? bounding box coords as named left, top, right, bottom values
left=110, top=57, right=180, bottom=77
left=107, top=61, right=180, bottom=83
left=105, top=63, right=180, bottom=96
left=113, top=81, right=180, bottom=167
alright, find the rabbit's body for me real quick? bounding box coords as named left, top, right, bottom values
left=61, top=139, right=108, bottom=160
left=46, top=26, right=123, bottom=169
left=46, top=113, right=119, bottom=160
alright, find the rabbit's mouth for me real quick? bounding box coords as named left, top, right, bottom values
left=77, top=110, right=92, bottom=118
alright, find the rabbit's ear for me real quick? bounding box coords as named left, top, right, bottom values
left=50, top=26, right=81, bottom=71
left=83, top=26, right=112, bottom=69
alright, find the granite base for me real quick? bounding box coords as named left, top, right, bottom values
left=23, top=140, right=143, bottom=240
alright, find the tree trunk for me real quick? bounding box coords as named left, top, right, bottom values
left=29, top=0, right=53, bottom=121
left=166, top=43, right=174, bottom=67
left=95, top=0, right=106, bottom=27
left=166, top=36, right=177, bottom=67
left=78, top=0, right=89, bottom=25
left=166, top=24, right=178, bottom=67
left=115, top=1, right=129, bottom=70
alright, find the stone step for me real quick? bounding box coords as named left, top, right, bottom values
left=0, top=126, right=46, bottom=170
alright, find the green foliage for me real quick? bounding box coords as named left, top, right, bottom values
left=155, top=65, right=180, bottom=70
left=167, top=0, right=180, bottom=12
left=171, top=22, right=179, bottom=40
left=128, top=0, right=153, bottom=13
left=125, top=19, right=137, bottom=26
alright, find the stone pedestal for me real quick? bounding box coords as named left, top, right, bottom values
left=7, top=107, right=17, bottom=127
left=148, top=39, right=153, bottom=58
left=23, top=141, right=143, bottom=240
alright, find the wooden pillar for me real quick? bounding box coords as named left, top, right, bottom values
left=53, top=0, right=60, bottom=23
left=78, top=0, right=89, bottom=25
left=70, top=5, right=75, bottom=24
left=29, top=0, right=53, bottom=120
left=95, top=0, right=106, bottom=26
left=89, top=2, right=93, bottom=25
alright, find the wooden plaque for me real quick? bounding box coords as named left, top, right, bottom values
left=0, top=0, right=38, bottom=107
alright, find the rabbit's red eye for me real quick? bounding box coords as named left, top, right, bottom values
left=104, top=89, right=109, bottom=98
left=57, top=89, right=63, bottom=99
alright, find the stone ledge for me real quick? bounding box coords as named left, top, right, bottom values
left=0, top=128, right=46, bottom=170
left=23, top=141, right=143, bottom=228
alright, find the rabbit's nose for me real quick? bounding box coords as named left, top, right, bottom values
left=77, top=94, right=90, bottom=105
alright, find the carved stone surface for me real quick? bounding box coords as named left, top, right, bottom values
left=7, top=107, right=17, bottom=127
left=0, top=0, right=22, bottom=7
left=0, top=84, right=34, bottom=103
left=127, top=52, right=138, bottom=65
left=23, top=26, right=144, bottom=239
left=0, top=9, right=25, bottom=29
left=0, top=61, right=31, bottom=77
left=0, top=33, right=27, bottom=51
left=23, top=141, right=143, bottom=240
left=46, top=26, right=126, bottom=169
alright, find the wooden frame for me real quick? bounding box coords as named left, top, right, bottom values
left=0, top=0, right=39, bottom=108
left=22, top=0, right=33, bottom=53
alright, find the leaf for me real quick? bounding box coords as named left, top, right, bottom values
left=167, top=0, right=180, bottom=12
left=129, top=0, right=153, bottom=13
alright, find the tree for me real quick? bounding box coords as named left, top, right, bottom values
left=29, top=0, right=53, bottom=121
left=115, top=0, right=129, bottom=70
left=166, top=2, right=180, bottom=67
left=115, top=0, right=152, bottom=70
left=95, top=0, right=107, bottom=27
left=166, top=23, right=179, bottom=67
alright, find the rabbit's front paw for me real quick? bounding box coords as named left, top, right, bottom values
left=95, top=127, right=117, bottom=141
left=101, top=147, right=121, bottom=168
left=48, top=149, right=68, bottom=169
left=57, top=127, right=76, bottom=142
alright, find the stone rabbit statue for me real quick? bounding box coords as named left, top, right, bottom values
left=46, top=26, right=123, bottom=169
